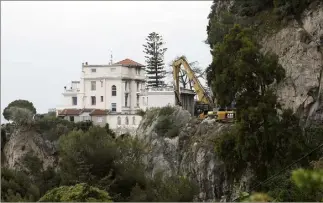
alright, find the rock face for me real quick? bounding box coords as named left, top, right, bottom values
left=211, top=0, right=323, bottom=121
left=136, top=106, right=252, bottom=201
left=2, top=128, right=57, bottom=172
left=261, top=4, right=323, bottom=117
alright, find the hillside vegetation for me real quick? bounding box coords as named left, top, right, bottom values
left=206, top=0, right=323, bottom=201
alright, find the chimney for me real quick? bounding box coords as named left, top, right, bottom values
left=64, top=86, right=66, bottom=89
left=85, top=62, right=88, bottom=65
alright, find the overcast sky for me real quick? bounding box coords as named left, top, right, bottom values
left=1, top=1, right=213, bottom=119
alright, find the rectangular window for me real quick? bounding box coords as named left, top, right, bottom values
left=101, top=96, right=104, bottom=102
left=125, top=94, right=128, bottom=107
left=91, top=81, right=96, bottom=91
left=72, top=97, right=77, bottom=105
left=111, top=103, right=116, bottom=112
left=142, top=97, right=145, bottom=105
left=136, top=67, right=140, bottom=75
left=70, top=116, right=74, bottom=122
left=136, top=94, right=139, bottom=107
left=136, top=82, right=140, bottom=92
left=91, top=96, right=96, bottom=105
left=125, top=81, right=128, bottom=91
left=91, top=69, right=96, bottom=73
left=111, top=68, right=116, bottom=72
left=100, top=81, right=103, bottom=87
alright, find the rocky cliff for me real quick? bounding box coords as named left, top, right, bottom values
left=262, top=5, right=323, bottom=122
left=136, top=106, right=251, bottom=201
left=2, top=127, right=57, bottom=172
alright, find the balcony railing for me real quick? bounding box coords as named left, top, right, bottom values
left=64, top=88, right=80, bottom=93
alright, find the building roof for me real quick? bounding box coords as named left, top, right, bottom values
left=58, top=109, right=82, bottom=116
left=113, top=58, right=145, bottom=67
left=80, top=108, right=94, bottom=113
left=89, top=109, right=109, bottom=116
left=58, top=108, right=109, bottom=116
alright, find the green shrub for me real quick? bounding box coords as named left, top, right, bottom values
left=74, top=120, right=93, bottom=132
left=22, top=151, right=43, bottom=175
left=39, top=183, right=112, bottom=202
left=155, top=116, right=179, bottom=138
left=34, top=117, right=74, bottom=141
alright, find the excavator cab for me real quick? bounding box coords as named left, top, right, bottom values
left=195, top=102, right=210, bottom=119
left=216, top=107, right=236, bottom=122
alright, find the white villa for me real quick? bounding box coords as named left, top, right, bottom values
left=56, top=58, right=195, bottom=133
left=56, top=58, right=146, bottom=131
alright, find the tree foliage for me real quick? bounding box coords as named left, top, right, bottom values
left=143, top=32, right=167, bottom=87
left=243, top=166, right=323, bottom=202
left=1, top=168, right=40, bottom=202
left=208, top=25, right=315, bottom=185
left=291, top=168, right=323, bottom=201
left=3, top=100, right=36, bottom=121
left=129, top=172, right=198, bottom=202
left=207, top=11, right=236, bottom=48
left=39, top=183, right=112, bottom=202
left=57, top=124, right=198, bottom=202
left=207, top=24, right=285, bottom=110
left=58, top=127, right=117, bottom=186
left=5, top=107, right=34, bottom=127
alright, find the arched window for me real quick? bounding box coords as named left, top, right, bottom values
left=132, top=116, right=136, bottom=125
left=117, top=116, right=121, bottom=125
left=125, top=116, right=129, bottom=125
left=112, top=85, right=117, bottom=96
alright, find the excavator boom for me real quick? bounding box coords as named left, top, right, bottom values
left=172, top=56, right=213, bottom=106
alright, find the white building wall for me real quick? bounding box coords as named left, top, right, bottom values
left=81, top=78, right=123, bottom=112
left=105, top=79, right=123, bottom=112
left=139, top=88, right=176, bottom=110
left=83, top=65, right=121, bottom=77
left=107, top=115, right=142, bottom=130
left=148, top=93, right=175, bottom=108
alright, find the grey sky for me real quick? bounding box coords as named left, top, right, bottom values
left=1, top=1, right=213, bottom=119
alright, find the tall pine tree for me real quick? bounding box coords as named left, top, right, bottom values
left=143, top=32, right=167, bottom=87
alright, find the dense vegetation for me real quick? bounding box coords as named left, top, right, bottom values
left=206, top=0, right=323, bottom=201
left=1, top=102, right=197, bottom=202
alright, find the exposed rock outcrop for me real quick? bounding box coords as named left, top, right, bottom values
left=2, top=128, right=57, bottom=172
left=262, top=5, right=323, bottom=117
left=136, top=107, right=252, bottom=201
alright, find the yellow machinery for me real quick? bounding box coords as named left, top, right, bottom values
left=172, top=56, right=236, bottom=122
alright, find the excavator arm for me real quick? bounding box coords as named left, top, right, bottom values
left=172, top=56, right=213, bottom=106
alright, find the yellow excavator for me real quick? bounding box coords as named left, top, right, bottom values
left=172, top=56, right=236, bottom=122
